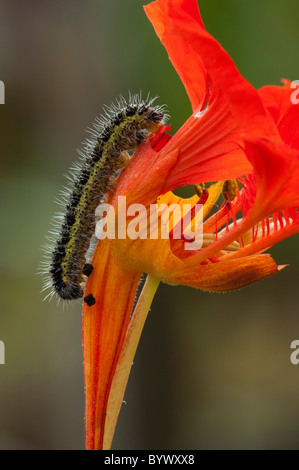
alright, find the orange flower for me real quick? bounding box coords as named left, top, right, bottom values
left=82, top=0, right=299, bottom=449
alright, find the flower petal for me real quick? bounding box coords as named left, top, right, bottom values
left=161, top=90, right=252, bottom=192
left=258, top=80, right=293, bottom=122
left=244, top=136, right=299, bottom=218
left=145, top=0, right=281, bottom=141
left=110, top=140, right=178, bottom=209
left=259, top=80, right=299, bottom=150
left=168, top=254, right=281, bottom=292
left=144, top=0, right=207, bottom=112
left=83, top=238, right=141, bottom=450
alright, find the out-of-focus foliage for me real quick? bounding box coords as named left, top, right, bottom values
left=0, top=0, right=298, bottom=449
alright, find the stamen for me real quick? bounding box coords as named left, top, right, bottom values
left=288, top=208, right=298, bottom=222
left=222, top=179, right=238, bottom=202
left=234, top=216, right=289, bottom=248
left=201, top=233, right=240, bottom=251
left=169, top=188, right=209, bottom=257
left=203, top=193, right=242, bottom=235
left=266, top=217, right=271, bottom=236
left=282, top=210, right=290, bottom=225
left=277, top=212, right=284, bottom=230
left=193, top=182, right=205, bottom=198
left=253, top=224, right=259, bottom=242
left=197, top=188, right=209, bottom=205
left=273, top=213, right=278, bottom=232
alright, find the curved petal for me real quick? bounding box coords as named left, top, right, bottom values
left=83, top=238, right=141, bottom=450
left=244, top=136, right=299, bottom=217
left=259, top=80, right=299, bottom=150
left=144, top=0, right=207, bottom=112
left=145, top=0, right=281, bottom=142
left=258, top=80, right=293, bottom=122
left=168, top=254, right=281, bottom=292
left=162, top=89, right=252, bottom=192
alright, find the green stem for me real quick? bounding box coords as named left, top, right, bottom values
left=103, top=274, right=160, bottom=449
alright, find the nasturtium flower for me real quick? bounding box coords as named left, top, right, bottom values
left=82, top=0, right=299, bottom=450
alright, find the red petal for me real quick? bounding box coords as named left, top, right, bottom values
left=83, top=238, right=141, bottom=449
left=144, top=0, right=207, bottom=112
left=259, top=80, right=299, bottom=150
left=110, top=140, right=178, bottom=209
left=162, top=89, right=252, bottom=192
left=244, top=136, right=299, bottom=218
left=145, top=0, right=280, bottom=141
left=258, top=80, right=292, bottom=122
left=278, top=105, right=299, bottom=151
left=171, top=254, right=280, bottom=292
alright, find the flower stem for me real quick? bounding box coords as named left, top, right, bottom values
left=102, top=274, right=160, bottom=450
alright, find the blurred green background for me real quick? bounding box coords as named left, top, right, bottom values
left=0, top=0, right=299, bottom=450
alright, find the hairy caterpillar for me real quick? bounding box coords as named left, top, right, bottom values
left=41, top=95, right=166, bottom=302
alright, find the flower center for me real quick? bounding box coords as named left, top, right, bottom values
left=169, top=178, right=242, bottom=261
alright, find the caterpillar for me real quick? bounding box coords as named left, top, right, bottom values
left=41, top=95, right=166, bottom=302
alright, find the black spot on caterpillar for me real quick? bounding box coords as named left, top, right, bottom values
left=84, top=293, right=96, bottom=307
left=40, top=94, right=166, bottom=302
left=83, top=263, right=94, bottom=277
